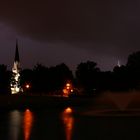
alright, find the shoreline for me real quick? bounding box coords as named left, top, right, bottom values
left=1, top=90, right=140, bottom=114
left=0, top=95, right=93, bottom=110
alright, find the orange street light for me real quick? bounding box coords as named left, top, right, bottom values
left=25, top=84, right=30, bottom=89
left=66, top=83, right=71, bottom=87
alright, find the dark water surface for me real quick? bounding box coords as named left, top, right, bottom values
left=0, top=108, right=140, bottom=140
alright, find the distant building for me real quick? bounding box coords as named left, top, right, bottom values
left=10, top=41, right=22, bottom=94
left=117, top=60, right=121, bottom=67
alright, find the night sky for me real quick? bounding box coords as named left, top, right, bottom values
left=0, top=0, right=140, bottom=71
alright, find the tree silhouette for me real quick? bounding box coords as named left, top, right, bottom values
left=32, top=63, right=49, bottom=93
left=75, top=61, right=100, bottom=94
left=126, top=51, right=140, bottom=89
left=127, top=51, right=140, bottom=70
left=1, top=50, right=140, bottom=95
left=21, top=69, right=33, bottom=92
left=25, top=63, right=74, bottom=95
left=0, top=64, right=11, bottom=94
left=48, top=63, right=74, bottom=93
left=112, top=65, right=130, bottom=90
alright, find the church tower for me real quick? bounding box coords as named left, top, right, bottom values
left=10, top=40, right=22, bottom=94
left=117, top=60, right=121, bottom=67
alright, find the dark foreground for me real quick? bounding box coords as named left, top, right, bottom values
left=0, top=95, right=93, bottom=110
left=1, top=91, right=140, bottom=112
left=0, top=108, right=140, bottom=140
left=1, top=92, right=140, bottom=140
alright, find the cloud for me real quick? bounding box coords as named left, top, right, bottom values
left=0, top=0, right=140, bottom=71
left=0, top=0, right=139, bottom=44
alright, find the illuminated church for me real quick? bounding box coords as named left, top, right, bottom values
left=10, top=41, right=22, bottom=94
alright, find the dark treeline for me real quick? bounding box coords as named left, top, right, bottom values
left=1, top=51, right=140, bottom=95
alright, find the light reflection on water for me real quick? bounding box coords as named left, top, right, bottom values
left=9, top=110, right=22, bottom=140
left=8, top=108, right=74, bottom=140
left=61, top=107, right=74, bottom=140
left=4, top=107, right=140, bottom=140
left=23, top=109, right=33, bottom=140
left=9, top=109, right=33, bottom=140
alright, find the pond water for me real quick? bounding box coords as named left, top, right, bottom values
left=0, top=107, right=140, bottom=140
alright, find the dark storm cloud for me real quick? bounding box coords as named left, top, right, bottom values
left=0, top=0, right=140, bottom=71
left=0, top=0, right=140, bottom=45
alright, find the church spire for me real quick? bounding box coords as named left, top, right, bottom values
left=15, top=40, right=20, bottom=62
left=10, top=40, right=22, bottom=94
left=117, top=60, right=121, bottom=67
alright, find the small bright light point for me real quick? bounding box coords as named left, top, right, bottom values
left=25, top=84, right=30, bottom=89
left=66, top=86, right=70, bottom=89
left=65, top=107, right=73, bottom=114
left=26, top=109, right=30, bottom=112
left=66, top=83, right=70, bottom=87
left=71, top=89, right=73, bottom=92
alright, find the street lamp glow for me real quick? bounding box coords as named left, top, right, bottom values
left=65, top=107, right=73, bottom=114
left=25, top=84, right=30, bottom=89
left=63, top=81, right=74, bottom=97
left=66, top=83, right=71, bottom=87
